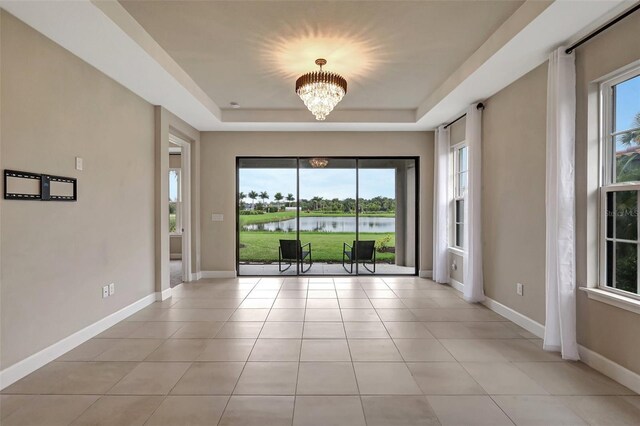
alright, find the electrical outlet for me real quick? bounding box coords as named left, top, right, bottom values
left=102, top=286, right=109, bottom=298
left=516, top=282, right=524, bottom=296
left=451, top=260, right=457, bottom=271
left=75, top=157, right=83, bottom=171
left=109, top=283, right=115, bottom=295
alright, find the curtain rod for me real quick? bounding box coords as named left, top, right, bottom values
left=565, top=3, right=640, bottom=54
left=443, top=102, right=485, bottom=129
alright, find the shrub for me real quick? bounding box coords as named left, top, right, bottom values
left=375, top=235, right=393, bottom=253
left=239, top=210, right=264, bottom=216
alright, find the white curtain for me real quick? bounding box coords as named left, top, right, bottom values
left=463, top=104, right=485, bottom=303
left=543, top=47, right=579, bottom=360
left=433, top=126, right=450, bottom=283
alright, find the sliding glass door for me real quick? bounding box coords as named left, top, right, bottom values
left=237, top=157, right=418, bottom=276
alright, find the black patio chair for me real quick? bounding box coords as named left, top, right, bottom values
left=279, top=239, right=312, bottom=273
left=342, top=240, right=376, bottom=273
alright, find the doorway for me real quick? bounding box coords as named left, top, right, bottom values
left=236, top=157, right=418, bottom=276
left=168, top=134, right=192, bottom=286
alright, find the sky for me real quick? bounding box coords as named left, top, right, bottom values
left=615, top=74, right=640, bottom=150
left=239, top=168, right=395, bottom=200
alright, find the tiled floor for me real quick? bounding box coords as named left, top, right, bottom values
left=238, top=262, right=415, bottom=276
left=2, top=276, right=639, bottom=425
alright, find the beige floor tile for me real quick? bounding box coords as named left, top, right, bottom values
left=304, top=308, right=342, bottom=321
left=462, top=362, right=549, bottom=395
left=96, top=321, right=143, bottom=338
left=162, top=308, right=235, bottom=322
left=0, top=395, right=34, bottom=420
left=273, top=299, right=306, bottom=308
left=394, top=339, right=454, bottom=362
left=219, top=395, right=294, bottom=426
left=412, top=308, right=505, bottom=322
left=400, top=298, right=441, bottom=309
left=239, top=299, right=275, bottom=309
left=249, top=339, right=301, bottom=361
left=4, top=362, right=136, bottom=394
left=562, top=396, right=640, bottom=425
left=300, top=339, right=351, bottom=361
left=348, top=339, right=402, bottom=361
left=229, top=309, right=270, bottom=322
left=375, top=308, right=419, bottom=322
left=197, top=339, right=256, bottom=361
left=260, top=322, right=303, bottom=338
left=491, top=339, right=563, bottom=361
left=70, top=395, right=163, bottom=426
left=144, top=339, right=208, bottom=361
left=341, top=308, right=381, bottom=321
left=145, top=396, right=228, bottom=426
left=306, top=299, right=339, bottom=308
left=248, top=290, right=279, bottom=299
left=1, top=395, right=99, bottom=426
left=215, top=321, right=264, bottom=338
left=94, top=339, right=164, bottom=361
left=296, top=362, right=358, bottom=395
left=407, top=362, right=486, bottom=395
left=266, top=309, right=305, bottom=321
left=303, top=322, right=346, bottom=339
left=125, top=308, right=169, bottom=322
left=234, top=362, right=298, bottom=395
left=336, top=289, right=369, bottom=299
left=493, top=395, right=587, bottom=426
left=354, top=362, right=422, bottom=395
left=513, top=362, right=635, bottom=395
left=374, top=298, right=415, bottom=308
left=277, top=290, right=307, bottom=299
left=427, top=395, right=514, bottom=425
left=126, top=321, right=184, bottom=338
left=293, top=396, right=366, bottom=426
left=423, top=322, right=520, bottom=339
left=307, top=290, right=337, bottom=299
left=366, top=290, right=397, bottom=299
left=170, top=321, right=225, bottom=338
left=439, top=339, right=509, bottom=362
left=344, top=322, right=390, bottom=338
left=171, top=362, right=244, bottom=395
left=338, top=298, right=373, bottom=308
left=171, top=298, right=242, bottom=309
left=362, top=395, right=440, bottom=426
left=108, top=362, right=190, bottom=395
left=308, top=283, right=335, bottom=290
left=384, top=322, right=434, bottom=339
left=57, top=339, right=113, bottom=361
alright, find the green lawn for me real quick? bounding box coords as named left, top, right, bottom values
left=239, top=231, right=395, bottom=263
left=239, top=210, right=395, bottom=226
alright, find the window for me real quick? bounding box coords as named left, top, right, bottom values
left=600, top=68, right=640, bottom=299
left=452, top=144, right=468, bottom=248
left=169, top=168, right=181, bottom=234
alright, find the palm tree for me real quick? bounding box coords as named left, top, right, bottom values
left=620, top=112, right=640, bottom=146
left=248, top=190, right=258, bottom=209
left=238, top=192, right=246, bottom=209
left=310, top=196, right=323, bottom=211
left=259, top=191, right=269, bottom=206
left=286, top=193, right=295, bottom=207
left=274, top=192, right=283, bottom=209
left=617, top=112, right=640, bottom=180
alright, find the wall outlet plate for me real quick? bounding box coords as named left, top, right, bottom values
left=75, top=157, right=83, bottom=171
left=102, top=286, right=109, bottom=298
left=211, top=213, right=224, bottom=222
left=516, top=282, right=524, bottom=296
left=109, top=283, right=115, bottom=295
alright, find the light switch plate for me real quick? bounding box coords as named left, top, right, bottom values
left=211, top=213, right=224, bottom=222
left=75, top=157, right=83, bottom=171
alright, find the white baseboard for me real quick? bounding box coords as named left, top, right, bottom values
left=0, top=292, right=157, bottom=390
left=449, top=278, right=464, bottom=292
left=579, top=345, right=640, bottom=394
left=157, top=288, right=172, bottom=301
left=201, top=270, right=237, bottom=279
left=189, top=271, right=201, bottom=281
left=169, top=254, right=182, bottom=260
left=481, top=296, right=545, bottom=338
left=419, top=270, right=432, bottom=278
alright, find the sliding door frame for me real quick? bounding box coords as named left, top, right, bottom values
left=236, top=156, right=420, bottom=276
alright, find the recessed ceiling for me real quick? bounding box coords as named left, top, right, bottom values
left=119, top=0, right=523, bottom=111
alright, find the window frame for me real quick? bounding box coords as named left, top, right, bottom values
left=169, top=167, right=182, bottom=236
left=450, top=142, right=468, bottom=250
left=598, top=65, right=640, bottom=300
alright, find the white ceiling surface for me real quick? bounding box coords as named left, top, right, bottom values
left=0, top=0, right=631, bottom=131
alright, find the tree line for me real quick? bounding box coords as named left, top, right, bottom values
left=239, top=191, right=395, bottom=213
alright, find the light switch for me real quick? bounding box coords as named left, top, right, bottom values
left=211, top=213, right=224, bottom=222
left=75, top=157, right=83, bottom=171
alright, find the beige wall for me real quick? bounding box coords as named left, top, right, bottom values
left=482, top=63, right=548, bottom=324
left=199, top=132, right=434, bottom=273
left=0, top=12, right=155, bottom=368
left=575, top=11, right=640, bottom=373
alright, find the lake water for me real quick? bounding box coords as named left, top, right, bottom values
left=243, top=216, right=395, bottom=233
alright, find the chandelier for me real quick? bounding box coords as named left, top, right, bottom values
left=308, top=158, right=329, bottom=168
left=296, top=59, right=347, bottom=121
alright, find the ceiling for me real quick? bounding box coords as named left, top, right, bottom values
left=119, top=0, right=523, bottom=112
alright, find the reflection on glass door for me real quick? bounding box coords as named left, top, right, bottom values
left=237, top=157, right=418, bottom=276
